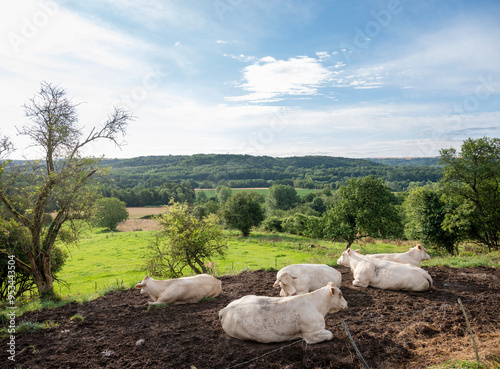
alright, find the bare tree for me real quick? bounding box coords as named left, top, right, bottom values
left=0, top=82, right=133, bottom=299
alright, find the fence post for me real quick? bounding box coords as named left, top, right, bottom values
left=341, top=319, right=370, bottom=369
left=457, top=298, right=480, bottom=363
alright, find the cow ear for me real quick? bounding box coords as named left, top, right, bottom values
left=330, top=287, right=335, bottom=296
left=347, top=248, right=351, bottom=255
left=355, top=249, right=360, bottom=253
left=417, top=244, right=422, bottom=250
left=134, top=283, right=144, bottom=289
left=290, top=273, right=297, bottom=280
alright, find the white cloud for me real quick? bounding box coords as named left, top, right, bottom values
left=226, top=56, right=333, bottom=103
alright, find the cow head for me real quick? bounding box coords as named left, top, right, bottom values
left=274, top=272, right=297, bottom=296
left=336, top=249, right=351, bottom=267
left=327, top=283, right=348, bottom=313
left=411, top=244, right=431, bottom=261
left=134, top=276, right=151, bottom=293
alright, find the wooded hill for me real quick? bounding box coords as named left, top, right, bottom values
left=102, top=154, right=442, bottom=191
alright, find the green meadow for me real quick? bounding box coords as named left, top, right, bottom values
left=55, top=229, right=345, bottom=297
left=54, top=228, right=500, bottom=299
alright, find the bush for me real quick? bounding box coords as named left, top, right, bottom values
left=92, top=197, right=129, bottom=231
left=261, top=216, right=283, bottom=232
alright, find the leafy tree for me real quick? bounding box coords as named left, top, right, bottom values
left=222, top=191, right=265, bottom=236
left=282, top=213, right=322, bottom=238
left=93, top=197, right=129, bottom=231
left=440, top=137, right=500, bottom=251
left=0, top=82, right=132, bottom=299
left=267, top=184, right=299, bottom=211
left=145, top=200, right=227, bottom=278
left=403, top=186, right=459, bottom=254
left=0, top=217, right=67, bottom=299
left=216, top=185, right=232, bottom=203
left=322, top=176, right=402, bottom=248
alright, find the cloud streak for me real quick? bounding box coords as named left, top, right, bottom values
left=226, top=56, right=333, bottom=102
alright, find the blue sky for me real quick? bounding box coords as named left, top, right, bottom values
left=1, top=0, right=499, bottom=159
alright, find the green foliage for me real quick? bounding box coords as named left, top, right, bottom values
left=222, top=191, right=265, bottom=236
left=216, top=185, right=232, bottom=203
left=145, top=201, right=227, bottom=278
left=440, top=137, right=500, bottom=251
left=0, top=82, right=132, bottom=298
left=101, top=182, right=195, bottom=207
left=322, top=176, right=402, bottom=247
left=92, top=197, right=129, bottom=231
left=403, top=186, right=460, bottom=254
left=267, top=184, right=299, bottom=211
left=282, top=214, right=322, bottom=238
left=0, top=217, right=68, bottom=300
left=101, top=154, right=443, bottom=192
left=261, top=216, right=283, bottom=232
left=69, top=313, right=85, bottom=322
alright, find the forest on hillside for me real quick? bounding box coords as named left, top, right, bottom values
left=102, top=154, right=442, bottom=192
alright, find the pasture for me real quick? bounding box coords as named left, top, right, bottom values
left=54, top=208, right=500, bottom=298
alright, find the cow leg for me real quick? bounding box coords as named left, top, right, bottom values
left=352, top=278, right=369, bottom=288
left=302, top=329, right=333, bottom=344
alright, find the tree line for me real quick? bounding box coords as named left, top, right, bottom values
left=101, top=154, right=443, bottom=194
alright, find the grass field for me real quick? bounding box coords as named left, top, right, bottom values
left=55, top=223, right=500, bottom=299
left=55, top=228, right=348, bottom=297
left=52, top=207, right=500, bottom=298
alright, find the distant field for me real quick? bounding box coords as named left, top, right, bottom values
left=196, top=188, right=318, bottom=198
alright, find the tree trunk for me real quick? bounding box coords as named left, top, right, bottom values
left=29, top=250, right=56, bottom=300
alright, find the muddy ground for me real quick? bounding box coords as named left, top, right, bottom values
left=2, top=266, right=499, bottom=369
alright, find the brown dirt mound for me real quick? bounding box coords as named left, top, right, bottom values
left=2, top=266, right=499, bottom=368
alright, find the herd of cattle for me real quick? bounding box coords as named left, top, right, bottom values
left=134, top=244, right=431, bottom=344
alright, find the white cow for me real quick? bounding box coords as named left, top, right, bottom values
left=273, top=264, right=342, bottom=297
left=219, top=282, right=347, bottom=344
left=337, top=248, right=433, bottom=292
left=355, top=244, right=430, bottom=266
left=134, top=274, right=222, bottom=305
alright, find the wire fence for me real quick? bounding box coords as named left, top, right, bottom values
left=226, top=292, right=500, bottom=369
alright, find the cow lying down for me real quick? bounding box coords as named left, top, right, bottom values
left=337, top=248, right=432, bottom=292
left=355, top=244, right=430, bottom=266
left=219, top=282, right=347, bottom=344
left=273, top=264, right=342, bottom=297
left=135, top=274, right=222, bottom=305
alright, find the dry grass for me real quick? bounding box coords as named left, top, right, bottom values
left=116, top=207, right=165, bottom=232
left=403, top=324, right=500, bottom=368
left=126, top=207, right=165, bottom=219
